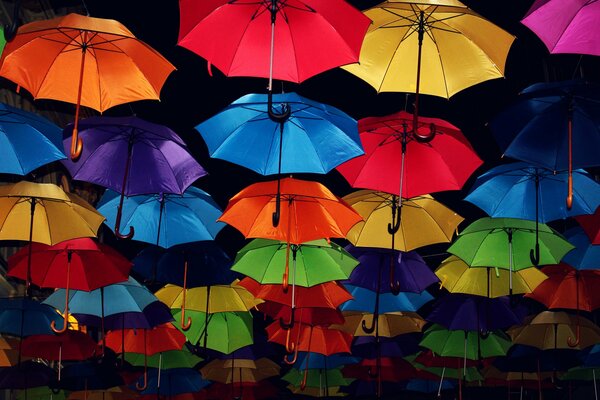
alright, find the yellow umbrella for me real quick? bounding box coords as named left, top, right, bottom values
left=507, top=311, right=600, bottom=350
left=200, top=357, right=280, bottom=384
left=332, top=311, right=425, bottom=337
left=435, top=256, right=548, bottom=298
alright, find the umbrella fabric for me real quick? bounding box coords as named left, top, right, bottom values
left=345, top=246, right=439, bottom=293
left=521, top=0, right=600, bottom=56
left=406, top=379, right=454, bottom=393
left=0, top=102, right=65, bottom=175
left=579, top=344, right=600, bottom=368
left=427, top=294, right=524, bottom=331
left=21, top=330, right=97, bottom=360
left=295, top=353, right=359, bottom=370
left=200, top=358, right=280, bottom=384
left=491, top=80, right=600, bottom=171
left=16, top=387, right=67, bottom=400
left=232, top=239, right=358, bottom=286
left=200, top=381, right=279, bottom=400
left=196, top=92, right=363, bottom=175
left=448, top=217, right=574, bottom=270
left=0, top=14, right=174, bottom=112
left=344, top=191, right=463, bottom=251
left=0, top=181, right=104, bottom=245
left=219, top=177, right=362, bottom=244
left=435, top=256, right=548, bottom=297
left=43, top=277, right=173, bottom=329
left=482, top=365, right=554, bottom=384
left=104, top=323, right=186, bottom=356
left=64, top=116, right=205, bottom=196
left=58, top=359, right=124, bottom=391
left=342, top=358, right=415, bottom=382
left=8, top=238, right=131, bottom=291
left=125, top=349, right=202, bottom=370
left=465, top=162, right=600, bottom=222
left=137, top=368, right=210, bottom=396
left=414, top=350, right=482, bottom=368
left=508, top=311, right=600, bottom=350
left=526, top=264, right=600, bottom=311
left=178, top=0, right=369, bottom=83
left=494, top=344, right=582, bottom=372
left=342, top=0, right=514, bottom=97
left=351, top=334, right=421, bottom=359
left=340, top=284, right=433, bottom=313
left=337, top=111, right=482, bottom=197
left=68, top=387, right=138, bottom=400
left=173, top=311, right=253, bottom=354
left=0, top=361, right=56, bottom=389
left=576, top=207, right=600, bottom=244
left=562, top=226, right=600, bottom=270
left=257, top=302, right=345, bottom=326
left=97, top=187, right=224, bottom=247
left=283, top=367, right=352, bottom=388
left=0, top=297, right=62, bottom=337
left=341, top=380, right=405, bottom=397
left=333, top=311, right=425, bottom=337
left=266, top=323, right=353, bottom=356
left=420, top=324, right=512, bottom=359
left=133, top=242, right=235, bottom=287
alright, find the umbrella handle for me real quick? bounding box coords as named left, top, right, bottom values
left=272, top=191, right=281, bottom=227
left=414, top=122, right=436, bottom=143
left=50, top=275, right=70, bottom=334
left=70, top=128, right=83, bottom=161
left=284, top=327, right=296, bottom=354
left=529, top=243, right=540, bottom=266
left=135, top=369, right=148, bottom=391
left=3, top=0, right=21, bottom=41
left=115, top=202, right=135, bottom=240
left=300, top=366, right=308, bottom=391
left=362, top=313, right=376, bottom=334
left=282, top=241, right=290, bottom=292
left=279, top=307, right=295, bottom=330
left=387, top=196, right=401, bottom=235
left=180, top=310, right=192, bottom=331
left=567, top=173, right=573, bottom=210
left=283, top=344, right=298, bottom=365
left=180, top=262, right=192, bottom=330
left=267, top=90, right=291, bottom=123
left=390, top=280, right=402, bottom=296
left=567, top=319, right=580, bottom=348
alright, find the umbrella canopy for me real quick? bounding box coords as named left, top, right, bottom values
left=125, top=348, right=203, bottom=370
left=508, top=311, right=600, bottom=350
left=258, top=301, right=345, bottom=326
left=420, top=324, right=512, bottom=359
left=295, top=353, right=359, bottom=370
left=0, top=361, right=56, bottom=389
left=465, top=162, right=600, bottom=222
left=435, top=256, right=548, bottom=298
left=68, top=387, right=138, bottom=400
left=342, top=0, right=515, bottom=97
left=342, top=357, right=416, bottom=382
left=283, top=367, right=352, bottom=388
left=526, top=264, right=600, bottom=311
left=57, top=357, right=124, bottom=391
left=333, top=311, right=425, bottom=337
left=178, top=0, right=370, bottom=83
left=343, top=191, right=463, bottom=251
left=16, top=387, right=67, bottom=400
left=21, top=330, right=97, bottom=361
left=493, top=344, right=581, bottom=373
left=0, top=297, right=62, bottom=337
left=345, top=246, right=439, bottom=293
left=351, top=334, right=421, bottom=359
left=576, top=207, right=600, bottom=244
left=562, top=226, right=600, bottom=270
left=0, top=102, right=65, bottom=175
left=337, top=111, right=482, bottom=197
left=137, top=368, right=210, bottom=396
left=104, top=323, right=186, bottom=356
left=200, top=358, right=280, bottom=384
left=340, top=284, right=433, bottom=313
left=266, top=323, right=353, bottom=356
left=521, top=0, right=600, bottom=56
left=233, top=239, right=358, bottom=286
left=196, top=92, right=363, bottom=175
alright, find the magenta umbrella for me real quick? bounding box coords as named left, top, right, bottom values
left=522, top=0, right=600, bottom=56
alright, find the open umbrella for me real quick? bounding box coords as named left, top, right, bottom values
left=576, top=206, right=600, bottom=244
left=137, top=368, right=210, bottom=397
left=0, top=13, right=175, bottom=159
left=0, top=361, right=56, bottom=390
left=200, top=358, right=280, bottom=384
left=340, top=284, right=433, bottom=314
left=0, top=102, right=65, bottom=175
left=334, top=311, right=425, bottom=338
left=562, top=226, right=600, bottom=270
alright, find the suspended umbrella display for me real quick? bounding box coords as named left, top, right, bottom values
left=0, top=13, right=175, bottom=159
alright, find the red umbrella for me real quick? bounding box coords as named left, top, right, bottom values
left=258, top=302, right=345, bottom=326
left=201, top=381, right=279, bottom=400
left=8, top=238, right=132, bottom=333
left=342, top=357, right=416, bottom=382
left=415, top=350, right=489, bottom=369
left=21, top=330, right=97, bottom=381
left=576, top=207, right=600, bottom=244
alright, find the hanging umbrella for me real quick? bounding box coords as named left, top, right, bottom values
left=258, top=301, right=345, bottom=326
left=0, top=297, right=62, bottom=338
left=345, top=246, right=439, bottom=293
left=178, top=0, right=369, bottom=83
left=295, top=353, right=359, bottom=371
left=447, top=217, right=573, bottom=294
left=562, top=226, right=600, bottom=270
left=576, top=207, right=600, bottom=244
left=352, top=334, right=421, bottom=359
left=337, top=110, right=482, bottom=198
left=420, top=324, right=512, bottom=360
left=8, top=238, right=131, bottom=332
left=342, top=0, right=514, bottom=135
left=0, top=102, right=65, bottom=175
left=68, top=386, right=138, bottom=400
left=341, top=357, right=416, bottom=382
left=125, top=348, right=203, bottom=371
left=57, top=356, right=124, bottom=392
left=0, top=13, right=175, bottom=159
left=333, top=311, right=425, bottom=337
left=0, top=361, right=56, bottom=390
left=340, top=284, right=433, bottom=313
left=521, top=0, right=600, bottom=56
left=200, top=358, right=280, bottom=384
left=137, top=368, right=210, bottom=397
left=435, top=256, right=548, bottom=298
left=491, top=80, right=600, bottom=208
left=283, top=367, right=352, bottom=389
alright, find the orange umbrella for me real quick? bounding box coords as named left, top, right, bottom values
left=219, top=177, right=362, bottom=290
left=0, top=13, right=175, bottom=160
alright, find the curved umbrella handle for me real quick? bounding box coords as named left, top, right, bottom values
left=114, top=194, right=134, bottom=240
left=529, top=243, right=540, bottom=266
left=272, top=191, right=281, bottom=227
left=135, top=369, right=148, bottom=391
left=413, top=122, right=436, bottom=143
left=567, top=319, right=581, bottom=348
left=279, top=307, right=295, bottom=330
left=3, top=0, right=21, bottom=41
left=284, top=327, right=296, bottom=354
left=70, top=128, right=83, bottom=161
left=51, top=261, right=70, bottom=334
left=387, top=214, right=401, bottom=235
left=180, top=261, right=192, bottom=330
left=300, top=365, right=309, bottom=391
left=390, top=280, right=402, bottom=296
left=267, top=90, right=291, bottom=123
left=180, top=310, right=192, bottom=331
left=362, top=315, right=376, bottom=334
left=283, top=344, right=298, bottom=365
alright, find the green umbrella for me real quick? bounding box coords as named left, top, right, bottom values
left=448, top=217, right=574, bottom=293
left=173, top=310, right=253, bottom=354
left=561, top=367, right=600, bottom=400
left=420, top=324, right=512, bottom=360
left=0, top=30, right=5, bottom=58
left=16, top=387, right=67, bottom=400
left=232, top=239, right=358, bottom=286
left=125, top=348, right=202, bottom=369
left=282, top=367, right=353, bottom=389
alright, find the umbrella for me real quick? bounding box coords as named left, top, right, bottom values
left=562, top=226, right=600, bottom=270
left=196, top=92, right=363, bottom=176
left=178, top=0, right=370, bottom=83
left=435, top=256, right=548, bottom=298
left=333, top=311, right=425, bottom=338
left=521, top=0, right=600, bottom=56
left=491, top=80, right=600, bottom=208
left=345, top=246, right=439, bottom=293
left=125, top=348, right=203, bottom=370
left=420, top=324, right=512, bottom=359
left=0, top=102, right=65, bottom=175
left=0, top=13, right=175, bottom=159
left=342, top=0, right=514, bottom=134
left=64, top=116, right=206, bottom=239
left=337, top=110, right=482, bottom=198
left=295, top=353, right=359, bottom=371
left=283, top=367, right=352, bottom=390
left=0, top=181, right=104, bottom=295
left=351, top=334, right=421, bottom=359
left=427, top=294, right=524, bottom=332
left=576, top=206, right=600, bottom=244
left=200, top=358, right=280, bottom=384
left=447, top=217, right=573, bottom=293
left=16, top=387, right=67, bottom=400
left=465, top=162, right=600, bottom=223
left=0, top=361, right=56, bottom=389
left=137, top=368, right=210, bottom=397
left=340, top=284, right=433, bottom=313
left=8, top=238, right=131, bottom=332
left=0, top=297, right=62, bottom=338
left=258, top=301, right=345, bottom=326
left=57, top=356, right=124, bottom=392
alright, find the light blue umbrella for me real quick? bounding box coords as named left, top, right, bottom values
left=563, top=226, right=600, bottom=270
left=97, top=186, right=225, bottom=247
left=0, top=103, right=65, bottom=175
left=196, top=92, right=363, bottom=175
left=465, top=162, right=600, bottom=222
left=340, top=284, right=433, bottom=313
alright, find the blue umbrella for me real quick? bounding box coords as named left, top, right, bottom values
left=136, top=368, right=210, bottom=396
left=133, top=241, right=236, bottom=287
left=340, top=284, right=433, bottom=313
left=56, top=356, right=123, bottom=391
left=0, top=103, right=65, bottom=175
left=0, top=361, right=56, bottom=389
left=563, top=226, right=600, bottom=270
left=196, top=92, right=363, bottom=176
left=351, top=334, right=421, bottom=359
left=465, top=162, right=600, bottom=222
left=97, top=187, right=225, bottom=247
left=494, top=344, right=581, bottom=373
left=0, top=297, right=62, bottom=337
left=406, top=378, right=454, bottom=393
left=295, top=353, right=360, bottom=370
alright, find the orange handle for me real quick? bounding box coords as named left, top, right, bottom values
left=51, top=258, right=70, bottom=334
left=180, top=261, right=192, bottom=330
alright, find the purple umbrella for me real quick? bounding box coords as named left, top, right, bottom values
left=427, top=294, right=526, bottom=332
left=345, top=245, right=439, bottom=293
left=351, top=334, right=421, bottom=359
left=0, top=361, right=56, bottom=389
left=62, top=116, right=206, bottom=239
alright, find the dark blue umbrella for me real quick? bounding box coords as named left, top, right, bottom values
left=351, top=334, right=421, bottom=359
left=563, top=226, right=600, bottom=270
left=0, top=361, right=56, bottom=389
left=295, top=353, right=360, bottom=370
left=136, top=367, right=210, bottom=396
left=580, top=344, right=600, bottom=367
left=0, top=297, right=62, bottom=337
left=133, top=241, right=236, bottom=287
left=494, top=344, right=581, bottom=372
left=0, top=102, right=65, bottom=175
left=341, top=284, right=433, bottom=313
left=56, top=352, right=123, bottom=391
